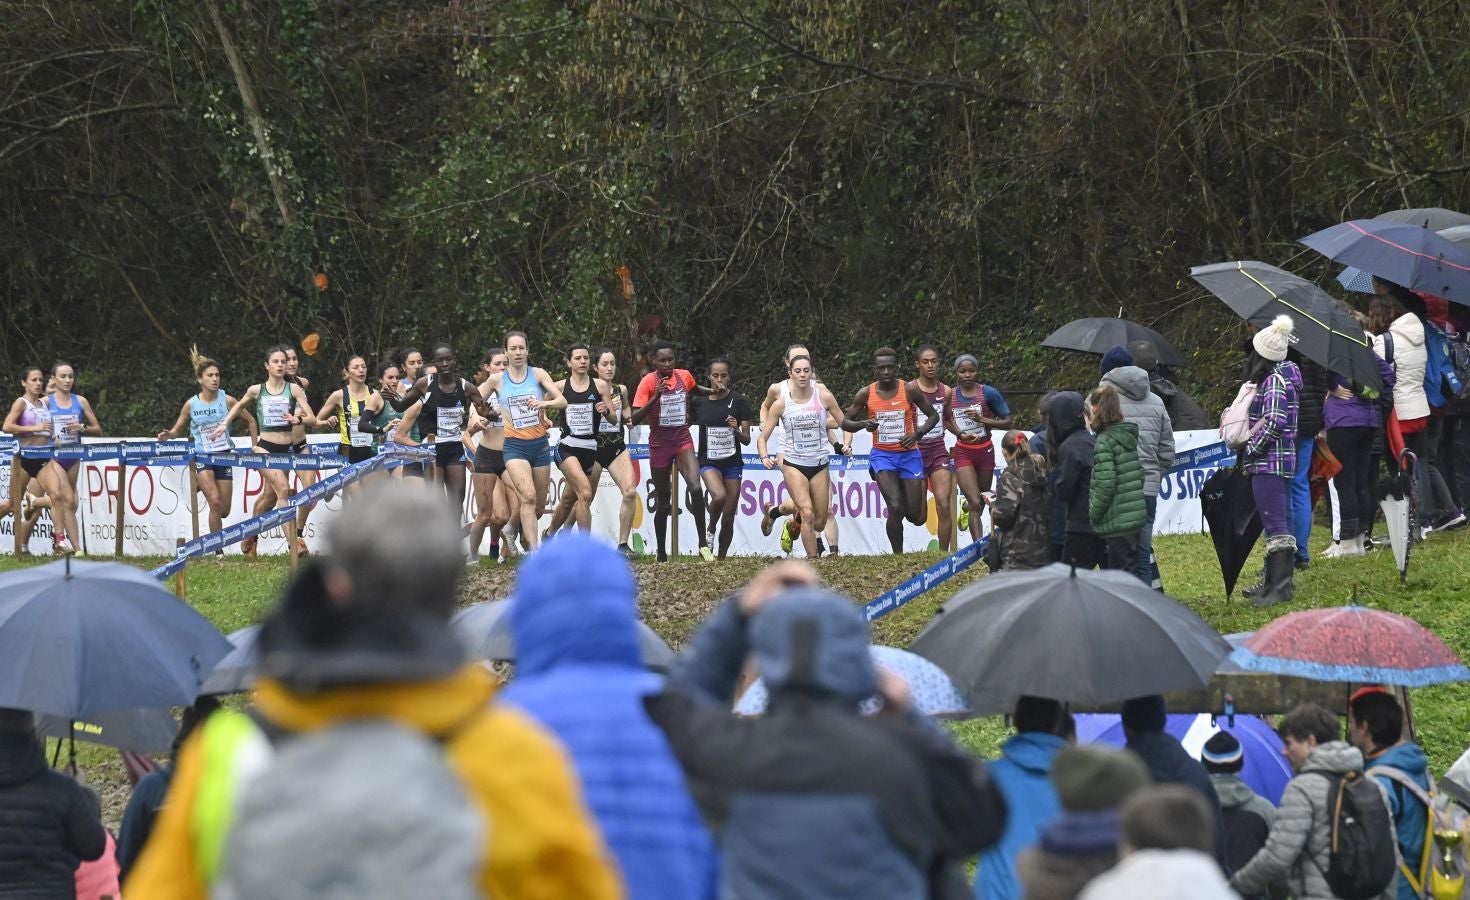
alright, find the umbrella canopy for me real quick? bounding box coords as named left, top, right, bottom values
left=1300, top=219, right=1470, bottom=305
left=0, top=559, right=233, bottom=718
left=1339, top=224, right=1470, bottom=293
left=908, top=563, right=1231, bottom=716
left=1230, top=606, right=1470, bottom=687
left=200, top=624, right=262, bottom=695
left=1041, top=318, right=1184, bottom=368
left=1374, top=208, right=1470, bottom=231
left=1075, top=712, right=1293, bottom=805
left=733, top=645, right=970, bottom=718
left=1200, top=467, right=1262, bottom=598
left=452, top=599, right=675, bottom=672
left=1378, top=451, right=1419, bottom=584
left=1191, top=261, right=1383, bottom=394
left=35, top=708, right=178, bottom=754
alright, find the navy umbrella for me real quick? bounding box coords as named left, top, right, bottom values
left=1374, top=208, right=1470, bottom=231
left=36, top=707, right=178, bottom=754
left=1301, top=219, right=1470, bottom=305
left=1041, top=318, right=1184, bottom=368
left=452, top=599, right=675, bottom=672
left=0, top=559, right=233, bottom=718
left=200, top=624, right=262, bottom=695
left=1339, top=224, right=1470, bottom=294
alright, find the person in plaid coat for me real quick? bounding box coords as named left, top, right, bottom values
left=1241, top=315, right=1302, bottom=607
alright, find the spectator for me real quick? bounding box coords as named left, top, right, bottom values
left=1230, top=703, right=1397, bottom=900
left=1129, top=339, right=1212, bottom=431
left=126, top=482, right=621, bottom=899
left=1240, top=315, right=1301, bottom=608
left=1321, top=327, right=1395, bottom=558
left=0, top=706, right=107, bottom=897
left=990, top=431, right=1054, bottom=571
left=1078, top=785, right=1237, bottom=900
left=1201, top=730, right=1283, bottom=899
left=1031, top=392, right=1066, bottom=562
left=116, top=696, right=220, bottom=881
left=74, top=827, right=121, bottom=900
left=1085, top=383, right=1148, bottom=571
left=1016, top=744, right=1152, bottom=900
left=646, top=562, right=1007, bottom=900
left=503, top=532, right=718, bottom=900
left=1100, top=345, right=1176, bottom=588
left=1288, top=351, right=1329, bottom=567
left=1120, top=695, right=1229, bottom=869
left=1349, top=687, right=1429, bottom=900
left=1421, top=294, right=1467, bottom=532
left=975, top=695, right=1069, bottom=900
left=1047, top=391, right=1102, bottom=569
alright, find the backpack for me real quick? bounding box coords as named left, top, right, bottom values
left=1369, top=765, right=1470, bottom=900
left=1423, top=321, right=1464, bottom=408
left=1306, top=769, right=1399, bottom=899
left=210, top=714, right=486, bottom=900
left=1447, top=329, right=1470, bottom=401
left=1220, top=381, right=1263, bottom=449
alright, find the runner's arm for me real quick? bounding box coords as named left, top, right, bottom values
left=236, top=401, right=259, bottom=444
left=315, top=391, right=342, bottom=429
left=979, top=385, right=1013, bottom=429
left=534, top=368, right=568, bottom=411
left=214, top=385, right=259, bottom=434
left=908, top=382, right=940, bottom=442
left=388, top=376, right=429, bottom=412
left=157, top=400, right=192, bottom=442
left=286, top=384, right=318, bottom=428
left=756, top=397, right=785, bottom=464
left=77, top=396, right=103, bottom=436
left=394, top=401, right=423, bottom=445
left=840, top=386, right=876, bottom=433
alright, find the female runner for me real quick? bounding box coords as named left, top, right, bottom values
left=465, top=348, right=512, bottom=564
left=315, top=354, right=388, bottom=490
left=216, top=346, right=317, bottom=557
left=157, top=348, right=257, bottom=538
left=911, top=345, right=956, bottom=551
left=3, top=366, right=79, bottom=554
left=546, top=348, right=641, bottom=553
left=947, top=353, right=1013, bottom=542
left=477, top=331, right=566, bottom=553
left=393, top=343, right=480, bottom=505
left=756, top=355, right=851, bottom=559
left=692, top=357, right=752, bottom=559
left=47, top=362, right=103, bottom=515
left=548, top=343, right=613, bottom=533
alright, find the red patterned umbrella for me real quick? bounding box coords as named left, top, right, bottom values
left=1229, top=606, right=1470, bottom=687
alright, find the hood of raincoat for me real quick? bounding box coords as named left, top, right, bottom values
left=750, top=587, right=877, bottom=705
left=1101, top=366, right=1153, bottom=402
left=512, top=532, right=645, bottom=677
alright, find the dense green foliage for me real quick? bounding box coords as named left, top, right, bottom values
left=4, top=1, right=1469, bottom=430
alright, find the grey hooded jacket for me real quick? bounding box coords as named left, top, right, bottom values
left=1230, top=741, right=1398, bottom=900
left=1100, top=366, right=1175, bottom=497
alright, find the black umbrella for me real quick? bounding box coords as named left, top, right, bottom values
left=1190, top=261, right=1383, bottom=395
left=200, top=625, right=261, bottom=695
left=908, top=563, right=1231, bottom=716
left=1374, top=208, right=1470, bottom=232
left=36, top=708, right=177, bottom=754
left=451, top=600, right=675, bottom=672
left=1200, top=467, right=1263, bottom=598
left=1041, top=318, right=1185, bottom=368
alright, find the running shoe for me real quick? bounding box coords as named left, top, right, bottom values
left=242, top=536, right=258, bottom=559
left=20, top=491, right=34, bottom=523
left=816, top=537, right=826, bottom=557
left=618, top=542, right=637, bottom=559
left=466, top=552, right=480, bottom=567
left=630, top=533, right=646, bottom=555
left=699, top=546, right=714, bottom=563
left=55, top=534, right=75, bottom=555
left=296, top=538, right=310, bottom=558
left=760, top=503, right=777, bottom=537
left=706, top=522, right=717, bottom=550
left=957, top=499, right=970, bottom=533
left=780, top=521, right=795, bottom=554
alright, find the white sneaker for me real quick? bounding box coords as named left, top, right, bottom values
left=1339, top=538, right=1365, bottom=557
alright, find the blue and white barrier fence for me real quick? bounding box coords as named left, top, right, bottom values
left=863, top=538, right=986, bottom=621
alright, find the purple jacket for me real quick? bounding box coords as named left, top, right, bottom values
left=1244, top=361, right=1300, bottom=478
left=1324, top=353, right=1396, bottom=430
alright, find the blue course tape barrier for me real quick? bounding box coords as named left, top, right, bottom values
left=862, top=537, right=987, bottom=622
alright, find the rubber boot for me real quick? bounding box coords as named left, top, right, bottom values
left=1251, top=547, right=1297, bottom=608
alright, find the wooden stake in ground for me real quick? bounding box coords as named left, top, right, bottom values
left=174, top=538, right=187, bottom=600
left=114, top=458, right=126, bottom=558
left=188, top=464, right=200, bottom=540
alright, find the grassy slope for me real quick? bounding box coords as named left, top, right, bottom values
left=5, top=523, right=1470, bottom=826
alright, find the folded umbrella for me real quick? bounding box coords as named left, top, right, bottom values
left=734, top=645, right=970, bottom=718
left=0, top=559, right=233, bottom=718
left=452, top=599, right=675, bottom=672
left=1301, top=219, right=1470, bottom=305
left=908, top=564, right=1231, bottom=716
left=1379, top=449, right=1419, bottom=584
left=1190, top=261, right=1383, bottom=394
left=1229, top=605, right=1469, bottom=687
left=200, top=624, right=262, bottom=695
left=1041, top=318, right=1184, bottom=368
left=1200, top=467, right=1262, bottom=598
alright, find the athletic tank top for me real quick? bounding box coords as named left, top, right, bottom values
left=370, top=399, right=401, bottom=445
left=47, top=393, right=82, bottom=446
left=337, top=388, right=375, bottom=448
left=559, top=377, right=601, bottom=449
left=501, top=369, right=547, bottom=440
left=422, top=378, right=469, bottom=440
left=866, top=382, right=916, bottom=452
left=255, top=383, right=296, bottom=432
left=190, top=393, right=232, bottom=452
left=951, top=384, right=993, bottom=446
left=17, top=397, right=50, bottom=441
left=780, top=385, right=830, bottom=467
left=910, top=380, right=949, bottom=448
left=598, top=385, right=626, bottom=439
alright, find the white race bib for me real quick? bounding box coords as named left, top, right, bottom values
left=706, top=426, right=736, bottom=459
left=260, top=395, right=290, bottom=429
left=52, top=413, right=80, bottom=446
left=436, top=406, right=464, bottom=436
left=876, top=409, right=906, bottom=446
left=204, top=427, right=232, bottom=452
left=789, top=413, right=823, bottom=453
left=507, top=395, right=540, bottom=431
left=347, top=416, right=373, bottom=447
left=658, top=390, right=687, bottom=428
left=565, top=403, right=595, bottom=436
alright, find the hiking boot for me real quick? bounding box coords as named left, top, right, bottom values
left=1251, top=547, right=1297, bottom=608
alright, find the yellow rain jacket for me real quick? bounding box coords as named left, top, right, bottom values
left=125, top=664, right=624, bottom=899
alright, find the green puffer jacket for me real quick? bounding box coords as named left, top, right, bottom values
left=1088, top=421, right=1147, bottom=537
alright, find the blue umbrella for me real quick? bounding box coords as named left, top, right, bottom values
left=1337, top=225, right=1470, bottom=294
left=0, top=559, right=233, bottom=718
left=734, top=645, right=971, bottom=718
left=1074, top=712, right=1293, bottom=805
left=1301, top=219, right=1470, bottom=305
left=200, top=624, right=262, bottom=695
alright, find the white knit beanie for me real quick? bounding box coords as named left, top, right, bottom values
left=1251, top=314, right=1294, bottom=362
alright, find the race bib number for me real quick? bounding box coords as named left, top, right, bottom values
left=565, top=402, right=595, bottom=436
left=204, top=426, right=232, bottom=452
left=875, top=409, right=906, bottom=445
left=52, top=413, right=80, bottom=446
left=789, top=413, right=823, bottom=453
left=659, top=390, right=687, bottom=428
left=260, top=396, right=290, bottom=429
left=436, top=406, right=464, bottom=436
left=484, top=396, right=503, bottom=428
left=507, top=395, right=540, bottom=430
left=955, top=406, right=981, bottom=432
left=706, top=426, right=736, bottom=459
left=347, top=416, right=373, bottom=447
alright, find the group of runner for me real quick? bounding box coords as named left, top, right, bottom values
left=4, top=336, right=1013, bottom=561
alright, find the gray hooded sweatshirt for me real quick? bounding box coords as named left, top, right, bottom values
left=1100, top=365, right=1175, bottom=498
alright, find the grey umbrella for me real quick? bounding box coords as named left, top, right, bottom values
left=1041, top=318, right=1184, bottom=368
left=1374, top=208, right=1470, bottom=232
left=908, top=563, right=1231, bottom=716
left=452, top=599, right=675, bottom=672
left=200, top=624, right=262, bottom=695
